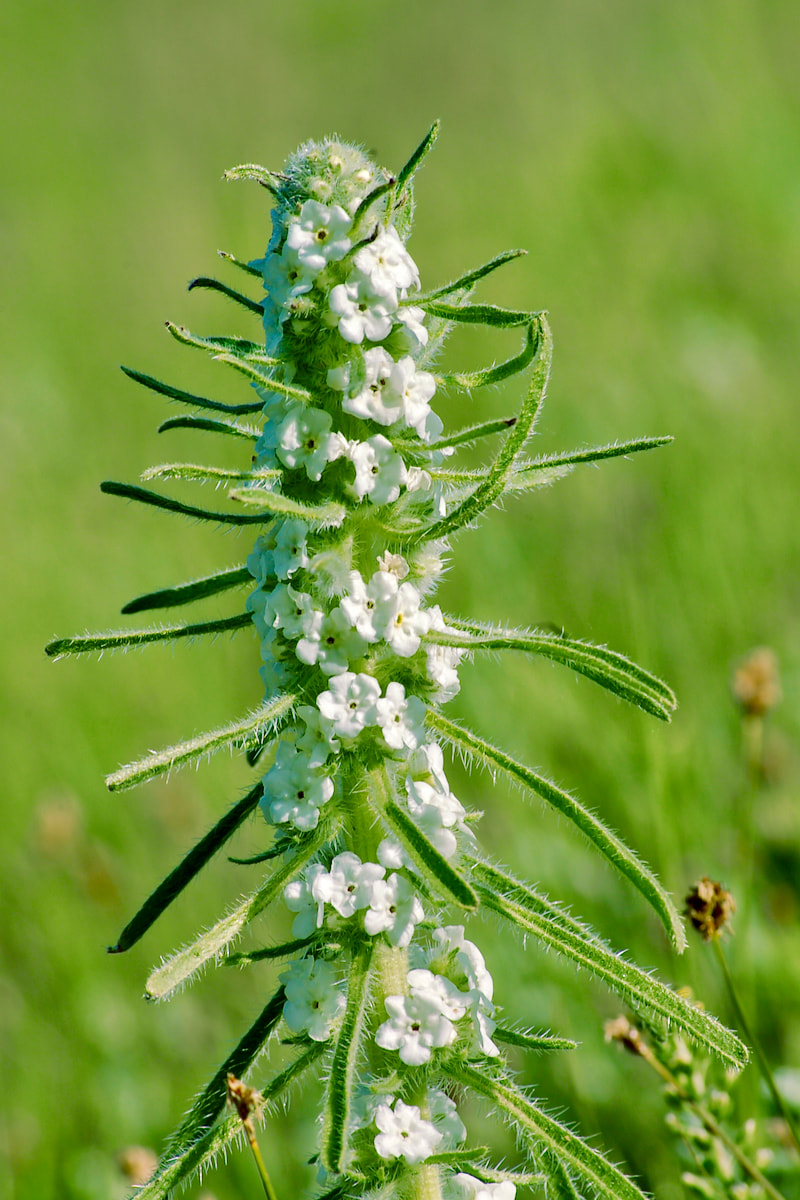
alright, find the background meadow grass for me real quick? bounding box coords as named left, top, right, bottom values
left=2, top=2, right=799, bottom=1197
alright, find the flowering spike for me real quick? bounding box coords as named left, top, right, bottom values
left=51, top=126, right=747, bottom=1199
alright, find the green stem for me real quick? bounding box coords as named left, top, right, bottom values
left=637, top=1041, right=789, bottom=1200
left=712, top=935, right=800, bottom=1156
left=246, top=1129, right=279, bottom=1200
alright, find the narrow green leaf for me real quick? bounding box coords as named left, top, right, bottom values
left=142, top=463, right=280, bottom=485
left=145, top=816, right=334, bottom=1001
left=224, top=933, right=321, bottom=966
left=227, top=487, right=346, bottom=527
left=426, top=624, right=676, bottom=721
left=218, top=248, right=262, bottom=278
left=321, top=939, right=374, bottom=1173
left=168, top=987, right=285, bottom=1154
left=421, top=300, right=537, bottom=328
left=223, top=162, right=285, bottom=198
left=437, top=320, right=542, bottom=392
left=212, top=351, right=313, bottom=403
left=157, top=414, right=259, bottom=440
left=510, top=435, right=674, bottom=490
left=187, top=276, right=264, bottom=315
left=416, top=317, right=550, bottom=544
left=350, top=178, right=395, bottom=233
left=471, top=858, right=746, bottom=1067
left=121, top=565, right=250, bottom=615
left=100, top=480, right=269, bottom=525
left=109, top=784, right=263, bottom=953
left=429, top=710, right=686, bottom=951
left=493, top=1027, right=578, bottom=1053
left=165, top=321, right=271, bottom=360
left=409, top=249, right=527, bottom=305
left=456, top=1064, right=648, bottom=1200
left=46, top=611, right=252, bottom=660
left=433, top=416, right=517, bottom=451
left=135, top=1044, right=324, bottom=1200
left=396, top=120, right=440, bottom=193
left=106, top=693, right=294, bottom=793
left=120, top=365, right=264, bottom=415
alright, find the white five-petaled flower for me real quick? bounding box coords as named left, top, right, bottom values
left=272, top=519, right=310, bottom=579
left=353, top=226, right=420, bottom=299
left=311, top=852, right=385, bottom=919
left=316, top=671, right=381, bottom=739
left=373, top=1099, right=443, bottom=1164
left=363, top=872, right=424, bottom=947
left=283, top=863, right=327, bottom=937
left=340, top=569, right=399, bottom=642
left=264, top=584, right=324, bottom=642
left=261, top=742, right=334, bottom=831
left=340, top=347, right=404, bottom=426
left=296, top=606, right=368, bottom=676
left=375, top=681, right=427, bottom=751
left=275, top=405, right=337, bottom=481
left=295, top=703, right=340, bottom=766
left=329, top=278, right=396, bottom=344
left=385, top=582, right=431, bottom=657
left=262, top=244, right=316, bottom=313
left=395, top=303, right=429, bottom=351
left=280, top=957, right=345, bottom=1042
left=349, top=434, right=407, bottom=505
left=454, top=1174, right=516, bottom=1200
left=376, top=967, right=468, bottom=1065
left=285, top=199, right=353, bottom=272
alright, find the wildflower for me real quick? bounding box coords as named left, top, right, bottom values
left=454, top=1174, right=516, bottom=1200
left=329, top=278, right=396, bottom=344
left=375, top=682, right=427, bottom=750
left=373, top=1099, right=443, bottom=1164
left=285, top=199, right=352, bottom=271
left=261, top=742, right=334, bottom=830
left=349, top=434, right=407, bottom=504
left=363, top=872, right=424, bottom=947
left=280, top=958, right=345, bottom=1041
left=311, top=852, right=385, bottom=919
left=316, top=671, right=381, bottom=738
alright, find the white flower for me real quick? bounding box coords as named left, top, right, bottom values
left=296, top=703, right=340, bottom=766
left=341, top=347, right=404, bottom=426
left=280, top=957, right=345, bottom=1041
left=285, top=199, right=352, bottom=272
left=264, top=584, right=324, bottom=642
left=375, top=681, right=427, bottom=751
left=272, top=519, right=309, bottom=579
left=408, top=741, right=450, bottom=793
left=388, top=355, right=438, bottom=437
left=353, top=226, right=420, bottom=299
left=395, top=303, right=429, bottom=350
left=376, top=993, right=457, bottom=1065
left=296, top=606, right=368, bottom=676
left=433, top=926, right=494, bottom=1000
left=364, top=872, right=424, bottom=947
left=283, top=863, right=327, bottom=937
left=329, top=279, right=396, bottom=344
left=340, top=569, right=399, bottom=642
left=275, top=405, right=337, bottom=481
left=311, top=851, right=385, bottom=919
left=349, top=435, right=407, bottom=505
left=377, top=837, right=407, bottom=870
left=454, top=1174, right=516, bottom=1200
left=407, top=967, right=470, bottom=1022
left=385, top=582, right=431, bottom=657
left=429, top=1089, right=467, bottom=1148
left=262, top=245, right=316, bottom=313
left=425, top=605, right=465, bottom=699
left=373, top=1099, right=442, bottom=1164
left=246, top=533, right=276, bottom=586
left=316, top=671, right=381, bottom=738
left=261, top=742, right=334, bottom=830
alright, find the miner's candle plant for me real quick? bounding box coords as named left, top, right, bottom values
left=47, top=125, right=748, bottom=1200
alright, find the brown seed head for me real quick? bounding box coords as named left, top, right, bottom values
left=732, top=647, right=781, bottom=717
left=685, top=877, right=735, bottom=940
left=226, top=1074, right=264, bottom=1130
left=604, top=1015, right=645, bottom=1057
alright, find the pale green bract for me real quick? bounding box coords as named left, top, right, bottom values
left=47, top=124, right=747, bottom=1200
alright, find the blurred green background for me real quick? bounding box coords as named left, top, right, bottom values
left=2, top=2, right=799, bottom=1197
